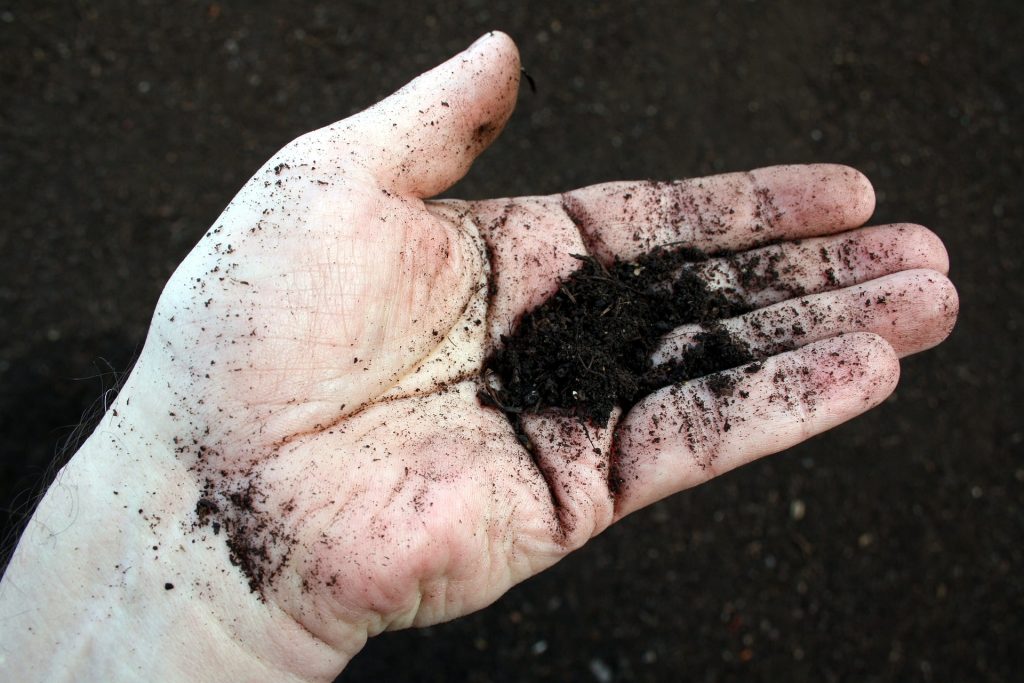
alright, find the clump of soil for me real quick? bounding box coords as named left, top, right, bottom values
left=193, top=471, right=294, bottom=597
left=483, top=247, right=753, bottom=427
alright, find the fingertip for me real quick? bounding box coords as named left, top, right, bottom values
left=862, top=331, right=901, bottom=404
left=892, top=223, right=951, bottom=275
left=910, top=269, right=959, bottom=351
left=839, top=165, right=876, bottom=226
left=459, top=31, right=522, bottom=152
left=805, top=163, right=876, bottom=228
left=470, top=31, right=521, bottom=68
left=818, top=332, right=900, bottom=407
left=344, top=31, right=523, bottom=197
left=749, top=164, right=876, bottom=236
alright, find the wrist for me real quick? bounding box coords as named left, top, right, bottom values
left=0, top=373, right=357, bottom=682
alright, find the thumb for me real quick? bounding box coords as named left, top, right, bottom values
left=339, top=32, right=521, bottom=198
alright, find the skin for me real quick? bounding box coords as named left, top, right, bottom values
left=0, top=32, right=957, bottom=682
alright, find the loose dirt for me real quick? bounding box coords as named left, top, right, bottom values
left=483, top=246, right=753, bottom=427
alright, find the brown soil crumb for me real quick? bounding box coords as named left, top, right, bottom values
left=194, top=472, right=295, bottom=596
left=483, top=246, right=753, bottom=426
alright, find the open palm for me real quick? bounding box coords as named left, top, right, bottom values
left=122, top=33, right=955, bottom=675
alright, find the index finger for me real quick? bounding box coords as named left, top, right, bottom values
left=561, top=164, right=875, bottom=262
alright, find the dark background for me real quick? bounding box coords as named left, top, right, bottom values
left=2, top=1, right=1021, bottom=681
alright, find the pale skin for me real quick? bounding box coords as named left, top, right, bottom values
left=0, top=32, right=957, bottom=682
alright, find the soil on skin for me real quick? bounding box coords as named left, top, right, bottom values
left=3, top=4, right=1020, bottom=682
left=483, top=247, right=752, bottom=427
left=193, top=466, right=296, bottom=597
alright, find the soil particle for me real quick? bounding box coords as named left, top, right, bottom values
left=193, top=471, right=296, bottom=596
left=726, top=247, right=806, bottom=301
left=483, top=246, right=754, bottom=427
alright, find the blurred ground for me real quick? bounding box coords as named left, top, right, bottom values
left=1, top=1, right=1021, bottom=681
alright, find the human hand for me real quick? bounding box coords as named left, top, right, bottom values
left=0, top=32, right=956, bottom=682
